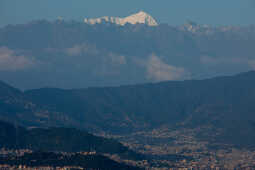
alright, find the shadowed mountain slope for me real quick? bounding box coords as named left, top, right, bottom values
left=0, top=120, right=143, bottom=160
left=1, top=71, right=255, bottom=147
left=25, top=71, right=255, bottom=147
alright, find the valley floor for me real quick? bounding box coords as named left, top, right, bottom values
left=99, top=127, right=255, bottom=169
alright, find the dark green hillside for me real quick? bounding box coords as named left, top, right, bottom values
left=0, top=121, right=142, bottom=159
left=0, top=151, right=143, bottom=170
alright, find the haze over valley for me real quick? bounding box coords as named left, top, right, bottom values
left=1, top=3, right=255, bottom=169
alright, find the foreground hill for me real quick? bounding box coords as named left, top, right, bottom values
left=0, top=120, right=142, bottom=160
left=0, top=152, right=142, bottom=170
left=0, top=151, right=142, bottom=170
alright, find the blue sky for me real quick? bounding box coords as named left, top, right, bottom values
left=0, top=0, right=254, bottom=27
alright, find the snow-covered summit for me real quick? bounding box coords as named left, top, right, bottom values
left=84, top=11, right=158, bottom=26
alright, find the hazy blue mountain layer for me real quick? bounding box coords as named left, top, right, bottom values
left=0, top=21, right=254, bottom=89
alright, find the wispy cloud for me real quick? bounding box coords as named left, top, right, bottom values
left=248, top=60, right=255, bottom=70
left=143, top=54, right=188, bottom=81
left=65, top=44, right=99, bottom=56
left=0, top=47, right=35, bottom=71
left=108, top=53, right=126, bottom=65
left=65, top=45, right=83, bottom=56
left=200, top=55, right=255, bottom=70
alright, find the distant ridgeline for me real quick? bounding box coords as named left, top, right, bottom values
left=1, top=71, right=255, bottom=148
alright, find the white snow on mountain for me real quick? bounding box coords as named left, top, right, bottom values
left=84, top=11, right=158, bottom=26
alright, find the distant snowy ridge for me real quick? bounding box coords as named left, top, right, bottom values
left=84, top=11, right=158, bottom=26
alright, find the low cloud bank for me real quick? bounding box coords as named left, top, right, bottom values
left=145, top=55, right=188, bottom=81
left=0, top=47, right=35, bottom=71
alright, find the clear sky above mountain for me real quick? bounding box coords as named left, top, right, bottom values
left=0, top=0, right=255, bottom=27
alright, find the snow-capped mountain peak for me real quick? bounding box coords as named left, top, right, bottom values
left=84, top=11, right=158, bottom=26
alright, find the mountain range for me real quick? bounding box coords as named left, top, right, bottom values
left=0, top=18, right=254, bottom=89
left=1, top=71, right=255, bottom=148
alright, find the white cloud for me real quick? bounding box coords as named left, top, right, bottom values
left=109, top=53, right=126, bottom=65
left=145, top=55, right=188, bottom=81
left=66, top=45, right=83, bottom=56
left=248, top=60, right=255, bottom=70
left=65, top=44, right=99, bottom=56
left=0, top=47, right=35, bottom=71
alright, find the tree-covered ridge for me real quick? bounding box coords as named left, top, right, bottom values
left=0, top=151, right=143, bottom=170
left=0, top=120, right=142, bottom=160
